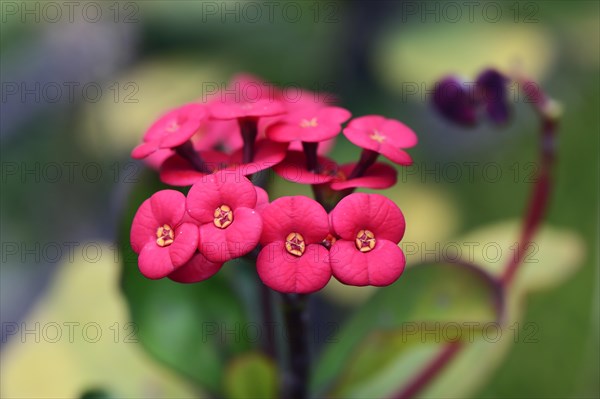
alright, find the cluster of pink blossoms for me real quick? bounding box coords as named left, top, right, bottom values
left=130, top=74, right=417, bottom=293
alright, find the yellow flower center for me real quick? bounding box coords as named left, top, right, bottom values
left=285, top=232, right=306, bottom=257
left=370, top=130, right=386, bottom=143
left=300, top=117, right=318, bottom=128
left=166, top=121, right=180, bottom=133
left=214, top=205, right=234, bottom=229
left=355, top=229, right=376, bottom=252
left=156, top=224, right=175, bottom=247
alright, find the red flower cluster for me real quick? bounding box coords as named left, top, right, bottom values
left=130, top=74, right=417, bottom=293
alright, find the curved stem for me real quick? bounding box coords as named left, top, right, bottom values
left=501, top=80, right=559, bottom=286
left=391, top=342, right=462, bottom=399
left=348, top=149, right=379, bottom=179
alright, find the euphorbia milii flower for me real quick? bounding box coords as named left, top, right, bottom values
left=257, top=196, right=332, bottom=294
left=329, top=193, right=406, bottom=286
left=343, top=115, right=417, bottom=165
left=187, top=171, right=262, bottom=262
left=131, top=103, right=207, bottom=159
left=130, top=190, right=199, bottom=279
left=266, top=106, right=351, bottom=143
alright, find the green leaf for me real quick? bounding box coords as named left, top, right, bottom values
left=314, top=221, right=585, bottom=399
left=455, top=219, right=586, bottom=293
left=419, top=221, right=586, bottom=398
left=224, top=352, right=278, bottom=398
left=119, top=171, right=252, bottom=395
left=312, top=262, right=502, bottom=397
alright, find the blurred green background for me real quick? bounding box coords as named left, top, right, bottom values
left=1, top=1, right=598, bottom=398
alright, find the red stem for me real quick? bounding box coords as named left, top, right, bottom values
left=391, top=342, right=463, bottom=399
left=501, top=84, right=558, bottom=286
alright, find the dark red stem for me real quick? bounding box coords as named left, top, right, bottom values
left=391, top=342, right=463, bottom=399
left=501, top=80, right=558, bottom=286
left=348, top=149, right=379, bottom=179
left=239, top=117, right=257, bottom=163
left=174, top=140, right=211, bottom=173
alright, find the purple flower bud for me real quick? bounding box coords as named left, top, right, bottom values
left=476, top=69, right=510, bottom=125
left=432, top=76, right=478, bottom=127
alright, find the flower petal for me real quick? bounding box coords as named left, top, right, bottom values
left=187, top=171, right=257, bottom=223
left=150, top=190, right=186, bottom=226
left=199, top=207, right=262, bottom=262
left=169, top=222, right=200, bottom=267
left=257, top=242, right=331, bottom=294
left=260, top=196, right=329, bottom=245
left=168, top=252, right=223, bottom=283
left=330, top=193, right=405, bottom=243
left=331, top=162, right=398, bottom=190
left=138, top=242, right=175, bottom=279
left=272, top=151, right=336, bottom=185
left=130, top=198, right=158, bottom=253
left=330, top=239, right=405, bottom=286
left=131, top=142, right=159, bottom=159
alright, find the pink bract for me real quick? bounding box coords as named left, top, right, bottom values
left=329, top=193, right=406, bottom=286
left=131, top=103, right=207, bottom=159
left=168, top=252, right=223, bottom=283
left=266, top=106, right=351, bottom=143
left=256, top=196, right=332, bottom=293
left=343, top=115, right=417, bottom=165
left=130, top=190, right=199, bottom=279
left=186, top=171, right=262, bottom=263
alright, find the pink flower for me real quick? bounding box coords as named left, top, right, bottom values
left=130, top=190, right=199, bottom=279
left=187, top=171, right=262, bottom=262
left=256, top=196, right=331, bottom=294
left=266, top=106, right=351, bottom=143
left=343, top=115, right=418, bottom=165
left=131, top=103, right=207, bottom=159
left=167, top=252, right=223, bottom=283
left=159, top=140, right=287, bottom=186
left=329, top=193, right=406, bottom=286
left=208, top=74, right=285, bottom=120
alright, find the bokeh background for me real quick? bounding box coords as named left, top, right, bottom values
left=1, top=1, right=598, bottom=398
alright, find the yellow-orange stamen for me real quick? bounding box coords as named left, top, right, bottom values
left=156, top=224, right=175, bottom=247
left=214, top=205, right=234, bottom=229
left=300, top=117, right=318, bottom=128
left=355, top=229, right=376, bottom=252
left=166, top=121, right=180, bottom=133
left=285, top=232, right=306, bottom=256
left=370, top=130, right=386, bottom=143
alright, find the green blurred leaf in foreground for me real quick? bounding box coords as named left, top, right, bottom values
left=224, top=352, right=278, bottom=398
